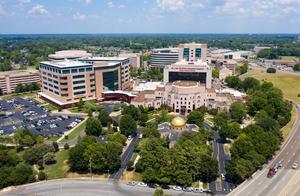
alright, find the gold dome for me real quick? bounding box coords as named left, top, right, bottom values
left=171, top=117, right=186, bottom=127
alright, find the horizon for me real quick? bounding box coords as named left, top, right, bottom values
left=1, top=0, right=300, bottom=34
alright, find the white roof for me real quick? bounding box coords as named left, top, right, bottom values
left=48, top=50, right=92, bottom=59
left=133, top=82, right=165, bottom=91
left=80, top=56, right=128, bottom=61
left=41, top=59, right=91, bottom=68
left=217, top=88, right=246, bottom=98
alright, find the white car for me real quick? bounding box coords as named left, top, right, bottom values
left=173, top=186, right=182, bottom=191
left=221, top=173, right=225, bottom=180
left=137, top=182, right=147, bottom=187
left=292, top=161, right=298, bottom=169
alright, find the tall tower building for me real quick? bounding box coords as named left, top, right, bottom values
left=178, top=43, right=207, bottom=62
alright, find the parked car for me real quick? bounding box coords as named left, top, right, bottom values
left=193, top=188, right=203, bottom=193
left=173, top=186, right=182, bottom=191
left=292, top=161, right=298, bottom=169
left=126, top=181, right=137, bottom=186
left=137, top=182, right=147, bottom=187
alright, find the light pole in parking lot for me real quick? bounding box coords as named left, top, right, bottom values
left=89, top=156, right=92, bottom=180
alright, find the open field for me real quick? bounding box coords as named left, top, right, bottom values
left=44, top=149, right=69, bottom=179
left=241, top=67, right=300, bottom=104
left=281, top=105, right=298, bottom=140
left=280, top=56, right=300, bottom=60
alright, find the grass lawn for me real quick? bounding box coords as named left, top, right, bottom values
left=241, top=66, right=300, bottom=104
left=281, top=105, right=298, bottom=140
left=0, top=92, right=37, bottom=100
left=47, top=135, right=60, bottom=142
left=44, top=149, right=69, bottom=179
left=61, top=119, right=87, bottom=143
left=43, top=103, right=58, bottom=111
left=68, top=107, right=85, bottom=113
left=121, top=171, right=142, bottom=182
left=280, top=56, right=300, bottom=60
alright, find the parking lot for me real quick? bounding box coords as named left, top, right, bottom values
left=0, top=98, right=83, bottom=136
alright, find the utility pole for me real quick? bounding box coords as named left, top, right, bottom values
left=89, top=156, right=92, bottom=180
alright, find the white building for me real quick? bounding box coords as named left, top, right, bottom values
left=178, top=43, right=207, bottom=62
left=119, top=52, right=142, bottom=68
left=164, top=60, right=212, bottom=89
left=48, top=50, right=92, bottom=60
left=150, top=48, right=179, bottom=67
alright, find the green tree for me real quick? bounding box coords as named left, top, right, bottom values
left=225, top=76, right=241, bottom=89
left=98, top=109, right=112, bottom=127
left=23, top=144, right=54, bottom=165
left=212, top=68, right=220, bottom=79
left=10, top=163, right=35, bottom=185
left=187, top=110, right=204, bottom=127
left=64, top=143, right=69, bottom=150
left=266, top=68, right=276, bottom=73
left=120, top=115, right=137, bottom=137
left=294, top=63, right=300, bottom=71
left=38, top=171, right=47, bottom=181
left=85, top=117, right=102, bottom=136
left=77, top=98, right=84, bottom=111
left=241, top=77, right=260, bottom=91
left=230, top=101, right=246, bottom=123
left=122, top=105, right=141, bottom=121
left=52, top=141, right=59, bottom=152
left=153, top=189, right=166, bottom=196
left=43, top=152, right=56, bottom=165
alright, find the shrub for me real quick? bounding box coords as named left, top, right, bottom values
left=266, top=68, right=276, bottom=73
left=64, top=143, right=69, bottom=150
left=38, top=171, right=47, bottom=181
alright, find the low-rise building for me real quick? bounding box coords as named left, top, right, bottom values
left=151, top=48, right=179, bottom=67
left=119, top=52, right=142, bottom=68
left=48, top=50, right=92, bottom=60
left=0, top=70, right=41, bottom=94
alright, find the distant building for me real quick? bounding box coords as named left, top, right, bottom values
left=254, top=46, right=271, bottom=53
left=219, top=66, right=233, bottom=80
left=210, top=49, right=251, bottom=60
left=119, top=52, right=142, bottom=68
left=48, top=50, right=92, bottom=60
left=0, top=70, right=41, bottom=94
left=38, top=59, right=132, bottom=108
left=150, top=48, right=179, bottom=67
left=178, top=43, right=207, bottom=62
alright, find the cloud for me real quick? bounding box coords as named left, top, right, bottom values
left=191, top=2, right=204, bottom=8
left=0, top=4, right=5, bottom=16
left=118, top=5, right=126, bottom=9
left=19, top=0, right=31, bottom=4
left=156, top=0, right=185, bottom=11
left=85, top=0, right=92, bottom=5
left=107, top=1, right=114, bottom=8
left=215, top=0, right=300, bottom=17
left=28, top=4, right=48, bottom=15
left=73, top=12, right=86, bottom=20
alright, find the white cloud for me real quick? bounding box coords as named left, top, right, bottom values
left=118, top=5, right=126, bottom=9
left=191, top=2, right=204, bottom=8
left=19, top=0, right=31, bottom=4
left=85, top=0, right=92, bottom=5
left=28, top=4, right=48, bottom=15
left=0, top=4, right=5, bottom=16
left=107, top=1, right=114, bottom=8
left=73, top=12, right=86, bottom=20
left=156, top=0, right=185, bottom=11
left=215, top=0, right=300, bottom=17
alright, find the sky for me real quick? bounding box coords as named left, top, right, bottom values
left=0, top=0, right=300, bottom=34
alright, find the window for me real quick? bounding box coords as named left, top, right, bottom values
left=71, top=69, right=78, bottom=73
left=73, top=75, right=85, bottom=79
left=86, top=67, right=93, bottom=72
left=60, top=76, right=67, bottom=80
left=60, top=82, right=67, bottom=85
left=62, top=70, right=70, bottom=74
left=74, top=91, right=86, bottom=95
left=73, top=80, right=85, bottom=85
left=79, top=68, right=85, bottom=72
left=61, top=88, right=68, bottom=91
left=73, top=85, right=86, bottom=90
left=62, top=94, right=68, bottom=97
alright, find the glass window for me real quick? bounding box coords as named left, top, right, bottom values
left=73, top=75, right=85, bottom=79
left=79, top=68, right=85, bottom=72
left=63, top=70, right=70, bottom=74
left=71, top=69, right=78, bottom=73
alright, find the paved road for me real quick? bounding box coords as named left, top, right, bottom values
left=0, top=179, right=214, bottom=196
left=205, top=124, right=233, bottom=195
left=110, top=130, right=141, bottom=180
left=229, top=104, right=300, bottom=196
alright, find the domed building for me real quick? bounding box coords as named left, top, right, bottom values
left=158, top=116, right=199, bottom=147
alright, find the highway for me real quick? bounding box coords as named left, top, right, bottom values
left=229, top=104, right=300, bottom=196
left=0, top=179, right=214, bottom=196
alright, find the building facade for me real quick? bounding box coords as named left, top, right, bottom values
left=79, top=57, right=132, bottom=89
left=178, top=43, right=207, bottom=62
left=0, top=70, right=41, bottom=94
left=119, top=52, right=142, bottom=68
left=38, top=59, right=131, bottom=108
left=164, top=60, right=212, bottom=89
left=150, top=48, right=179, bottom=67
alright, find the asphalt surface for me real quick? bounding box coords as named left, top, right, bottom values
left=229, top=104, right=300, bottom=196
left=0, top=179, right=215, bottom=196
left=205, top=123, right=233, bottom=195
left=110, top=130, right=141, bottom=180
left=0, top=98, right=82, bottom=136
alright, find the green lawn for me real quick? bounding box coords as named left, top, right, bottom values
left=241, top=67, right=300, bottom=104
left=281, top=105, right=297, bottom=140
left=61, top=119, right=87, bottom=143
left=47, top=135, right=60, bottom=142
left=280, top=56, right=300, bottom=60
left=44, top=149, right=69, bottom=179
left=43, top=103, right=58, bottom=111
left=68, top=107, right=85, bottom=113
left=0, top=92, right=37, bottom=100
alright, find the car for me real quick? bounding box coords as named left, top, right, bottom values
left=128, top=135, right=132, bottom=140
left=137, top=182, right=147, bottom=187
left=161, top=184, right=170, bottom=189
left=182, top=187, right=193, bottom=192
left=127, top=181, right=137, bottom=186
left=173, top=186, right=182, bottom=191
left=147, top=183, right=158, bottom=189
left=193, top=188, right=203, bottom=193
left=292, top=161, right=298, bottom=169
left=221, top=173, right=225, bottom=180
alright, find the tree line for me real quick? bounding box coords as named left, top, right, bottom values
left=221, top=76, right=292, bottom=184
